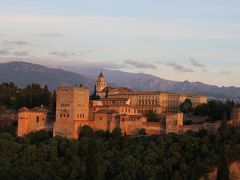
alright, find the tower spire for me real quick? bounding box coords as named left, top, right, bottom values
left=99, top=68, right=104, bottom=78
left=96, top=68, right=107, bottom=98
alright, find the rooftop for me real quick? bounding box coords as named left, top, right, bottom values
left=99, top=98, right=129, bottom=101
left=108, top=91, right=206, bottom=97
left=95, top=109, right=119, bottom=114
left=18, top=106, right=50, bottom=113
left=98, top=71, right=104, bottom=78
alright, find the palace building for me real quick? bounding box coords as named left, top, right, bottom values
left=18, top=107, right=54, bottom=137
left=53, top=86, right=89, bottom=139
left=95, top=71, right=207, bottom=115
left=18, top=71, right=208, bottom=139
left=51, top=71, right=207, bottom=139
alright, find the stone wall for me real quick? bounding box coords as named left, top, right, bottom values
left=18, top=107, right=53, bottom=137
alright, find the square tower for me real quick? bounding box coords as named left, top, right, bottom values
left=53, top=86, right=89, bottom=138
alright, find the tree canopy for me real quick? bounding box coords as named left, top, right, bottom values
left=0, top=82, right=55, bottom=110
left=194, top=100, right=236, bottom=122
left=0, top=124, right=239, bottom=179
left=180, top=99, right=194, bottom=114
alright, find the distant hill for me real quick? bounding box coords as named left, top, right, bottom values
left=63, top=66, right=240, bottom=101
left=1, top=61, right=240, bottom=101
left=0, top=61, right=95, bottom=90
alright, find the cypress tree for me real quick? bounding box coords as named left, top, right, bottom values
left=216, top=147, right=229, bottom=180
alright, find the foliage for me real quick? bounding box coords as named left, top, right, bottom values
left=180, top=99, right=193, bottom=114
left=183, top=120, right=193, bottom=125
left=111, top=127, right=122, bottom=138
left=145, top=110, right=160, bottom=122
left=194, top=100, right=236, bottom=122
left=216, top=147, right=230, bottom=180
left=0, top=82, right=55, bottom=110
left=79, top=125, right=94, bottom=138
left=90, top=85, right=100, bottom=100
left=0, top=124, right=239, bottom=179
left=0, top=124, right=17, bottom=136
left=138, top=128, right=147, bottom=135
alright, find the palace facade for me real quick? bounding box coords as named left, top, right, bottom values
left=51, top=72, right=207, bottom=139
left=18, top=107, right=54, bottom=137
left=18, top=71, right=208, bottom=139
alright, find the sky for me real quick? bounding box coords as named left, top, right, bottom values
left=0, top=0, right=240, bottom=86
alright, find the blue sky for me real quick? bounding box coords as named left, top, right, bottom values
left=0, top=0, right=240, bottom=86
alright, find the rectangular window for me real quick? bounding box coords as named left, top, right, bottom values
left=36, top=116, right=39, bottom=123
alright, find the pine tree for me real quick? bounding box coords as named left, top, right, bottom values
left=93, top=84, right=97, bottom=97
left=216, top=147, right=230, bottom=180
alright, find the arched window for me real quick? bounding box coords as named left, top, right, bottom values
left=138, top=100, right=141, bottom=105
left=148, top=100, right=151, bottom=105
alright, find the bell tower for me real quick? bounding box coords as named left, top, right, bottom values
left=96, top=70, right=107, bottom=95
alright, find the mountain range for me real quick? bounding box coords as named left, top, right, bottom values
left=0, top=61, right=94, bottom=90
left=0, top=61, right=240, bottom=101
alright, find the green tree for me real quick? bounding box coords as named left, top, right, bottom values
left=51, top=90, right=56, bottom=110
left=86, top=140, right=99, bottom=180
left=138, top=128, right=147, bottom=135
left=194, top=100, right=236, bottom=122
left=216, top=147, right=229, bottom=180
left=180, top=99, right=193, bottom=114
left=90, top=85, right=100, bottom=100
left=79, top=125, right=94, bottom=138
left=111, top=127, right=122, bottom=139
left=145, top=110, right=159, bottom=122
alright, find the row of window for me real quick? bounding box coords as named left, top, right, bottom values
left=60, top=113, right=85, bottom=118
left=121, top=118, right=141, bottom=122
left=138, top=100, right=158, bottom=106
left=138, top=110, right=157, bottom=114
left=60, top=113, right=70, bottom=118
left=138, top=96, right=158, bottom=99
left=60, top=104, right=70, bottom=107
left=103, top=101, right=126, bottom=105
left=121, top=108, right=132, bottom=113
left=36, top=116, right=45, bottom=123
left=77, top=114, right=85, bottom=118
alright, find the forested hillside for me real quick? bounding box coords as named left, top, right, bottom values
left=0, top=124, right=239, bottom=179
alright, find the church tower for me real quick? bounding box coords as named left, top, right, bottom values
left=96, top=70, right=107, bottom=96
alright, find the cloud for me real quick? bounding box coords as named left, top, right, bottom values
left=50, top=51, right=75, bottom=57
left=0, top=56, right=35, bottom=63
left=0, top=49, right=10, bottom=55
left=155, top=60, right=163, bottom=64
left=13, top=51, right=29, bottom=56
left=189, top=58, right=205, bottom=68
left=0, top=48, right=29, bottom=56
left=78, top=48, right=123, bottom=57
left=125, top=59, right=157, bottom=69
left=165, top=62, right=194, bottom=72
left=58, top=59, right=126, bottom=70
left=1, top=16, right=240, bottom=40
left=3, top=41, right=32, bottom=46
left=89, top=62, right=124, bottom=69
left=36, top=32, right=65, bottom=37
left=219, top=71, right=230, bottom=75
